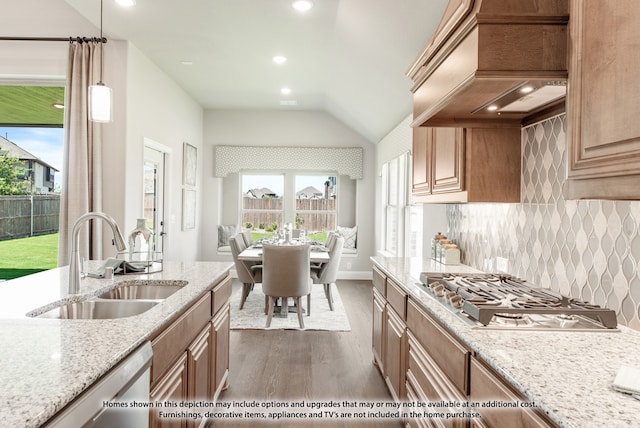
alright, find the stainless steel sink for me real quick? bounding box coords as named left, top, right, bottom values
left=35, top=300, right=159, bottom=319
left=97, top=281, right=187, bottom=300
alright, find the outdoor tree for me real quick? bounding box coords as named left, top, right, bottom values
left=0, top=154, right=30, bottom=195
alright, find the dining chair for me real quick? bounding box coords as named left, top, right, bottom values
left=241, top=229, right=253, bottom=247
left=310, top=235, right=344, bottom=311
left=262, top=243, right=312, bottom=329
left=230, top=234, right=262, bottom=310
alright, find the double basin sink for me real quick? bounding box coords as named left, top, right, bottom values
left=31, top=281, right=188, bottom=320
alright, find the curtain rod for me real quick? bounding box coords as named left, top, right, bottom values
left=0, top=36, right=107, bottom=43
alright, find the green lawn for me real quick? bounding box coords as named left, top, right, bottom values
left=0, top=233, right=59, bottom=280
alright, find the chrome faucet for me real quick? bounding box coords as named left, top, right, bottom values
left=68, top=212, right=127, bottom=294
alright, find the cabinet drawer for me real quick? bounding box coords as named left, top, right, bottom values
left=372, top=266, right=386, bottom=296
left=386, top=278, right=407, bottom=320
left=151, top=292, right=212, bottom=384
left=470, top=358, right=557, bottom=428
left=407, top=298, right=469, bottom=395
left=212, top=274, right=232, bottom=315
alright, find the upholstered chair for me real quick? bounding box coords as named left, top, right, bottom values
left=310, top=235, right=344, bottom=311
left=262, top=243, right=312, bottom=329
left=241, top=229, right=253, bottom=247
left=230, top=234, right=262, bottom=309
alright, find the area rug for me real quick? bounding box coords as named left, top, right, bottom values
left=229, top=282, right=351, bottom=331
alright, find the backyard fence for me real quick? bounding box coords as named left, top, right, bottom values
left=241, top=197, right=336, bottom=232
left=0, top=195, right=60, bottom=241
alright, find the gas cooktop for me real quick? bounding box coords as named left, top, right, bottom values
left=419, top=273, right=618, bottom=331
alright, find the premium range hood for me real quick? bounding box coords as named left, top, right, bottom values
left=408, top=0, right=569, bottom=128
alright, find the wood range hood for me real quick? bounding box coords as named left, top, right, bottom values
left=408, top=0, right=569, bottom=128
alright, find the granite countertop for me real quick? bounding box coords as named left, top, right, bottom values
left=0, top=261, right=233, bottom=428
left=371, top=256, right=640, bottom=428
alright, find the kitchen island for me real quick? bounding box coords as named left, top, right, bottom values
left=0, top=261, right=233, bottom=428
left=371, top=255, right=640, bottom=428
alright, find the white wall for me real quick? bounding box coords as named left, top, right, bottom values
left=117, top=43, right=204, bottom=262
left=202, top=109, right=375, bottom=277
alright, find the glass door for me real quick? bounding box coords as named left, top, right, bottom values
left=143, top=146, right=166, bottom=253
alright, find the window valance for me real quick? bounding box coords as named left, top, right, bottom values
left=214, top=146, right=364, bottom=179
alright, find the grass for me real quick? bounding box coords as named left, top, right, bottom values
left=0, top=233, right=58, bottom=280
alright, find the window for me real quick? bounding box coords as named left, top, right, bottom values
left=381, top=152, right=422, bottom=257
left=295, top=175, right=337, bottom=236
left=239, top=172, right=342, bottom=242
left=241, top=174, right=284, bottom=231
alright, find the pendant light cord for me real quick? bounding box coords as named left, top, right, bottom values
left=99, top=0, right=105, bottom=85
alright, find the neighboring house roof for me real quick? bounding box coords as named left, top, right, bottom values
left=246, top=187, right=277, bottom=198
left=296, top=185, right=322, bottom=199
left=0, top=136, right=59, bottom=171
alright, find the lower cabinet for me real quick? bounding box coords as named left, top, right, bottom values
left=371, top=266, right=559, bottom=428
left=385, top=305, right=406, bottom=402
left=150, top=274, right=232, bottom=428
left=470, top=358, right=555, bottom=428
left=406, top=332, right=467, bottom=428
left=372, top=287, right=385, bottom=372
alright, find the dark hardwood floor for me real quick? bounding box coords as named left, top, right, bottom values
left=207, top=279, right=402, bottom=427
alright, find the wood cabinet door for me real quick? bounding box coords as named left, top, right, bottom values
left=150, top=353, right=188, bottom=428
left=385, top=307, right=407, bottom=402
left=431, top=128, right=465, bottom=194
left=565, top=0, right=640, bottom=199
left=186, top=326, right=211, bottom=428
left=412, top=127, right=432, bottom=196
left=211, top=302, right=230, bottom=400
left=470, top=358, right=556, bottom=428
left=372, top=287, right=386, bottom=374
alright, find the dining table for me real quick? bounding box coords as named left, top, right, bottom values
left=237, top=242, right=330, bottom=264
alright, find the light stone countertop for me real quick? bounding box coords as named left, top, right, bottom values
left=371, top=256, right=640, bottom=428
left=0, top=261, right=233, bottom=428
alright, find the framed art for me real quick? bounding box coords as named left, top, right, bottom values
left=182, top=189, right=196, bottom=230
left=183, top=142, right=197, bottom=186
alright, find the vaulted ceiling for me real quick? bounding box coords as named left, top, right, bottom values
left=60, top=0, right=447, bottom=142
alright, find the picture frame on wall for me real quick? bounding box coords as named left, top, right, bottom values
left=183, top=142, right=197, bottom=186
left=182, top=189, right=196, bottom=230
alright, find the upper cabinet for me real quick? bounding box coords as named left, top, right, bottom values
left=564, top=0, right=640, bottom=200
left=407, top=0, right=569, bottom=128
left=412, top=127, right=521, bottom=203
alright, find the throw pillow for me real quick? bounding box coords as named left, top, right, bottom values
left=336, top=225, right=357, bottom=249
left=218, top=224, right=236, bottom=248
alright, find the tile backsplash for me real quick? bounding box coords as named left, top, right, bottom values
left=446, top=114, right=640, bottom=330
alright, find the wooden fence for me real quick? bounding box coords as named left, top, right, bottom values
left=0, top=195, right=60, bottom=241
left=241, top=197, right=336, bottom=232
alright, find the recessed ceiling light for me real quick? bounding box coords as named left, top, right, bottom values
left=272, top=55, right=287, bottom=65
left=52, top=103, right=64, bottom=109
left=487, top=105, right=498, bottom=112
left=280, top=87, right=292, bottom=95
left=292, top=0, right=313, bottom=12
left=115, top=0, right=136, bottom=7
left=181, top=61, right=194, bottom=66
left=519, top=86, right=535, bottom=94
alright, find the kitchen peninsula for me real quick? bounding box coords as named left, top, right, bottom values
left=371, top=255, right=640, bottom=428
left=0, top=261, right=233, bottom=427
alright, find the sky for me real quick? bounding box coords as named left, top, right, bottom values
left=0, top=126, right=64, bottom=177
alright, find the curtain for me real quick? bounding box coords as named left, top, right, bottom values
left=57, top=40, right=104, bottom=266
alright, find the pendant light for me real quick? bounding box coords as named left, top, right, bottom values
left=89, top=0, right=113, bottom=122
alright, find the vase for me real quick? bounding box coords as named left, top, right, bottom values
left=128, top=218, right=154, bottom=264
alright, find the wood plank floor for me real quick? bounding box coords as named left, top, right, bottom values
left=207, top=279, right=403, bottom=428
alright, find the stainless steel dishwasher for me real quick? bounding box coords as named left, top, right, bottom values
left=44, top=341, right=153, bottom=428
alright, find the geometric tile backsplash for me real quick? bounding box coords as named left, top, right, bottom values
left=446, top=114, right=640, bottom=330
